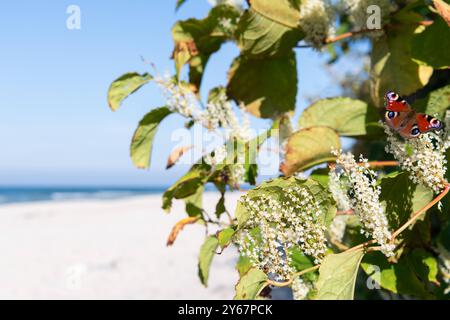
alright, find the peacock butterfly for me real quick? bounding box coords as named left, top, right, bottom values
left=384, top=90, right=443, bottom=139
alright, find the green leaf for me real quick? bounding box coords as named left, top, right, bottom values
left=172, top=4, right=241, bottom=92
left=379, top=171, right=433, bottom=232
left=236, top=255, right=253, bottom=277
left=235, top=199, right=250, bottom=229
left=162, top=164, right=211, bottom=212
left=298, top=98, right=380, bottom=137
left=280, top=126, right=340, bottom=176
left=415, top=84, right=450, bottom=118
left=412, top=17, right=450, bottom=69
left=175, top=0, right=188, bottom=10
left=198, top=236, right=219, bottom=287
left=289, top=248, right=314, bottom=271
left=361, top=251, right=431, bottom=298
left=108, top=72, right=152, bottom=111
left=227, top=52, right=297, bottom=118
left=250, top=0, right=301, bottom=28
left=217, top=227, right=235, bottom=249
left=184, top=185, right=204, bottom=217
left=234, top=268, right=268, bottom=300
left=309, top=168, right=330, bottom=187
left=370, top=22, right=432, bottom=106
left=316, top=249, right=365, bottom=300
left=130, top=107, right=172, bottom=169
left=215, top=192, right=226, bottom=217
left=409, top=248, right=438, bottom=283
left=236, top=8, right=303, bottom=58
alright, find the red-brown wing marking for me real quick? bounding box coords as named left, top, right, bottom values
left=398, top=118, right=418, bottom=139
left=384, top=91, right=412, bottom=112
left=416, top=113, right=443, bottom=133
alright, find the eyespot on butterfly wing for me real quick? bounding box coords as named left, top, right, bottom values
left=384, top=90, right=412, bottom=112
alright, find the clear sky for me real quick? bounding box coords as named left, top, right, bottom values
left=0, top=0, right=347, bottom=187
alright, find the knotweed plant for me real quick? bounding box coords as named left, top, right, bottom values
left=235, top=185, right=328, bottom=280
left=331, top=150, right=395, bottom=257
left=383, top=115, right=450, bottom=193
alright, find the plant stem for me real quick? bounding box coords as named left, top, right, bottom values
left=366, top=161, right=399, bottom=167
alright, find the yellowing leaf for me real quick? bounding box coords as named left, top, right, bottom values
left=130, top=107, right=172, bottom=169
left=108, top=72, right=152, bottom=111
left=280, top=126, right=340, bottom=176
left=166, top=145, right=192, bottom=169
left=166, top=216, right=200, bottom=247
left=316, top=249, right=365, bottom=300
left=298, top=98, right=375, bottom=136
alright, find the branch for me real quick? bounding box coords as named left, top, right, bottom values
left=390, top=183, right=450, bottom=242
left=366, top=161, right=399, bottom=168
left=295, top=21, right=433, bottom=49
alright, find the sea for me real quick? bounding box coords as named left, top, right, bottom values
left=0, top=186, right=167, bottom=205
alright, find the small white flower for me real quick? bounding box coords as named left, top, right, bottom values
left=154, top=73, right=199, bottom=118
left=383, top=121, right=449, bottom=194
left=332, top=149, right=395, bottom=257
left=199, top=91, right=251, bottom=141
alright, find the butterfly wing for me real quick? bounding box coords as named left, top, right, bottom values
left=384, top=91, right=414, bottom=135
left=385, top=91, right=412, bottom=112
left=416, top=113, right=443, bottom=133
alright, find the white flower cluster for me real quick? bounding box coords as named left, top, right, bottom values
left=332, top=150, right=395, bottom=257
left=383, top=123, right=449, bottom=194
left=292, top=277, right=313, bottom=300
left=236, top=185, right=328, bottom=279
left=154, top=73, right=198, bottom=118
left=155, top=73, right=251, bottom=141
left=299, top=0, right=336, bottom=49
left=200, top=91, right=251, bottom=141
left=343, top=0, right=392, bottom=35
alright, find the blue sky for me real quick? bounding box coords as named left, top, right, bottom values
left=0, top=0, right=346, bottom=187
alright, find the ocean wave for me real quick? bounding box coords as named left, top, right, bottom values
left=50, top=191, right=135, bottom=201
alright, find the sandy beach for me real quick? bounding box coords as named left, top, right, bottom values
left=0, top=192, right=242, bottom=300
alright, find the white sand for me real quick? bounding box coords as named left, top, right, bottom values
left=0, top=192, right=242, bottom=300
